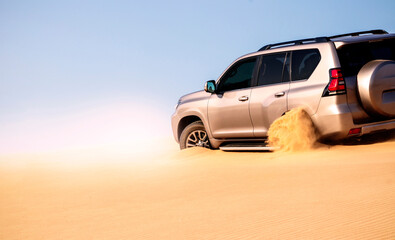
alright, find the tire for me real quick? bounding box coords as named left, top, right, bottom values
left=179, top=121, right=211, bottom=150
left=357, top=60, right=395, bottom=117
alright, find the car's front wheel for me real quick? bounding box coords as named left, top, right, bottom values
left=179, top=121, right=211, bottom=150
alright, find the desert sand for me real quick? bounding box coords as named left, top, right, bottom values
left=1, top=136, right=395, bottom=240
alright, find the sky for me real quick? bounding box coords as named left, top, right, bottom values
left=0, top=0, right=394, bottom=153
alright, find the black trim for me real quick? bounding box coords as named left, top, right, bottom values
left=281, top=52, right=291, bottom=83
left=250, top=55, right=262, bottom=87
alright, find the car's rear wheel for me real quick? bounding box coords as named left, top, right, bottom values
left=180, top=121, right=210, bottom=149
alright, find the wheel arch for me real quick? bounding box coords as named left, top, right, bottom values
left=283, top=106, right=320, bottom=133
left=177, top=115, right=203, bottom=141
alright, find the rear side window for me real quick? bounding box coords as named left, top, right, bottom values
left=292, top=49, right=321, bottom=81
left=257, top=52, right=289, bottom=86
left=217, top=57, right=257, bottom=92
left=337, top=38, right=395, bottom=77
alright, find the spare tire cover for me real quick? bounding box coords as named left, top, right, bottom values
left=357, top=60, right=395, bottom=117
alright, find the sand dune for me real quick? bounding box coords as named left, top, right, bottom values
left=1, top=137, right=395, bottom=239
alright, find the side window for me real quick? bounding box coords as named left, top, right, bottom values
left=257, top=52, right=289, bottom=86
left=291, top=49, right=321, bottom=81
left=218, top=57, right=257, bottom=92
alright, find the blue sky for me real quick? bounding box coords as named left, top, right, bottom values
left=1, top=0, right=394, bottom=116
left=0, top=0, right=394, bottom=152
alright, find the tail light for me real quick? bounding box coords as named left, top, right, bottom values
left=323, top=68, right=346, bottom=96
left=348, top=128, right=361, bottom=135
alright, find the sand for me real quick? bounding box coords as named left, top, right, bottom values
left=268, top=108, right=317, bottom=151
left=1, top=137, right=395, bottom=240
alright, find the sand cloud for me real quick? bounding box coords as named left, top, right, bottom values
left=267, top=108, right=317, bottom=152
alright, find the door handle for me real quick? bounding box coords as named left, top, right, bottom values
left=238, top=96, right=249, bottom=101
left=275, top=92, right=285, bottom=97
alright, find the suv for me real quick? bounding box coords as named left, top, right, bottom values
left=171, top=30, right=395, bottom=150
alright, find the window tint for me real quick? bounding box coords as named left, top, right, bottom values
left=336, top=38, right=395, bottom=77
left=218, top=57, right=256, bottom=92
left=257, top=52, right=289, bottom=86
left=292, top=49, right=321, bottom=81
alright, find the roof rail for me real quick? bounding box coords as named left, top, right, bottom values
left=258, top=29, right=388, bottom=52
left=258, top=37, right=329, bottom=51
left=329, top=29, right=388, bottom=39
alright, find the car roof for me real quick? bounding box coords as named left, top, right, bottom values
left=332, top=33, right=395, bottom=48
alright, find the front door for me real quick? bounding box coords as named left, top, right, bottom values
left=208, top=57, right=258, bottom=139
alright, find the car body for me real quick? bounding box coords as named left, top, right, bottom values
left=172, top=30, right=395, bottom=149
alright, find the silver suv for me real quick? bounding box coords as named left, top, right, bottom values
left=171, top=30, right=395, bottom=150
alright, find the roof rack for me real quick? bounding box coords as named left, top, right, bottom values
left=328, top=29, right=388, bottom=39
left=258, top=29, right=388, bottom=51
left=258, top=37, right=329, bottom=51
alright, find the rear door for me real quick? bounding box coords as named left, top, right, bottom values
left=249, top=52, right=290, bottom=137
left=208, top=57, right=258, bottom=138
left=287, top=49, right=322, bottom=114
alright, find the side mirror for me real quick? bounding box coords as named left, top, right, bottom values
left=204, top=80, right=216, bottom=93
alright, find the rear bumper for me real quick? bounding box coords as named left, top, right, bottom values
left=361, top=120, right=395, bottom=135
left=313, top=96, right=395, bottom=140
left=312, top=97, right=354, bottom=140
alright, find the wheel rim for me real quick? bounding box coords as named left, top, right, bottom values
left=186, top=130, right=210, bottom=148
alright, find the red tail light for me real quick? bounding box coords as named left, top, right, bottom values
left=348, top=128, right=361, bottom=135
left=326, top=68, right=346, bottom=95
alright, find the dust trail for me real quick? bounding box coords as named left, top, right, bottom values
left=267, top=108, right=317, bottom=152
